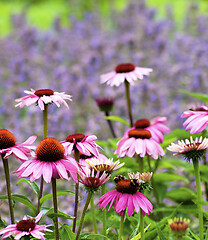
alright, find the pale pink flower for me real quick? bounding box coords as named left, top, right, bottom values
left=62, top=133, right=101, bottom=157
left=0, top=211, right=52, bottom=240
left=13, top=138, right=78, bottom=183
left=15, top=88, right=72, bottom=110
left=124, top=117, right=170, bottom=143
left=98, top=176, right=153, bottom=217
left=78, top=166, right=110, bottom=191
left=181, top=106, right=208, bottom=134
left=100, top=63, right=152, bottom=87
left=0, top=129, right=36, bottom=161
left=115, top=129, right=165, bottom=159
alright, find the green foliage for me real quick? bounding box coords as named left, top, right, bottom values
left=181, top=90, right=208, bottom=104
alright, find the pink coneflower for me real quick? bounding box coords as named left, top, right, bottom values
left=124, top=117, right=170, bottom=143
left=0, top=211, right=52, bottom=240
left=100, top=63, right=152, bottom=87
left=15, top=88, right=72, bottom=110
left=169, top=217, right=190, bottom=238
left=98, top=175, right=153, bottom=217
left=181, top=106, right=208, bottom=134
left=62, top=133, right=101, bottom=157
left=78, top=167, right=110, bottom=191
left=0, top=129, right=36, bottom=161
left=13, top=138, right=78, bottom=183
left=86, top=154, right=124, bottom=173
left=115, top=129, right=165, bottom=159
left=167, top=136, right=208, bottom=161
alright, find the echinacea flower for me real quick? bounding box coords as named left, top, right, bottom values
left=128, top=172, right=152, bottom=183
left=167, top=136, right=208, bottom=161
left=98, top=174, right=153, bottom=217
left=100, top=63, right=152, bottom=87
left=15, top=88, right=72, bottom=110
left=0, top=211, right=52, bottom=240
left=115, top=129, right=165, bottom=159
left=0, top=129, right=36, bottom=161
left=62, top=133, right=101, bottom=157
left=95, top=97, right=114, bottom=112
left=78, top=167, right=111, bottom=191
left=181, top=106, right=208, bottom=134
left=124, top=117, right=170, bottom=143
left=13, top=138, right=78, bottom=183
left=86, top=154, right=124, bottom=173
left=169, top=217, right=190, bottom=238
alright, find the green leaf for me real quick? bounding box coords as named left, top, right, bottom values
left=154, top=172, right=188, bottom=183
left=80, top=233, right=109, bottom=239
left=166, top=187, right=196, bottom=203
left=17, top=178, right=40, bottom=196
left=60, top=224, right=76, bottom=240
left=47, top=212, right=74, bottom=220
left=0, top=194, right=37, bottom=214
left=105, top=115, right=130, bottom=127
left=130, top=224, right=151, bottom=240
left=181, top=90, right=208, bottom=103
left=40, top=190, right=74, bottom=205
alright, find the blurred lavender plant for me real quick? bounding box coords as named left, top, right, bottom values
left=0, top=0, right=208, bottom=141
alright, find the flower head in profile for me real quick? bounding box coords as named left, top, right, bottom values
left=15, top=88, right=72, bottom=110
left=0, top=129, right=36, bottom=161
left=86, top=154, right=124, bottom=174
left=98, top=174, right=153, bottom=217
left=0, top=211, right=52, bottom=240
left=169, top=217, right=190, bottom=238
left=181, top=106, right=208, bottom=134
left=95, top=97, right=115, bottom=112
left=124, top=117, right=170, bottom=143
left=13, top=138, right=78, bottom=183
left=78, top=166, right=110, bottom=192
left=167, top=136, right=208, bottom=162
left=100, top=63, right=152, bottom=87
left=62, top=133, right=101, bottom=157
left=115, top=128, right=165, bottom=159
left=128, top=172, right=152, bottom=191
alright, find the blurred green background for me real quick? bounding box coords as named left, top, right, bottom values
left=0, top=0, right=207, bottom=36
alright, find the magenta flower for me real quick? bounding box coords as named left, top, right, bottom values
left=115, top=129, right=165, bottom=159
left=181, top=106, right=208, bottom=134
left=100, top=63, right=152, bottom=87
left=0, top=211, right=52, bottom=240
left=13, top=138, right=78, bottom=183
left=124, top=117, right=170, bottom=143
left=62, top=133, right=101, bottom=157
left=15, top=88, right=72, bottom=110
left=98, top=175, right=153, bottom=217
left=0, top=129, right=36, bottom=161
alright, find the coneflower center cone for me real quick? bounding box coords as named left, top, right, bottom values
left=0, top=129, right=16, bottom=150
left=134, top=119, right=151, bottom=129
left=36, top=138, right=65, bottom=162
left=128, top=129, right=151, bottom=139
left=66, top=134, right=85, bottom=143
left=34, top=89, right=54, bottom=97
left=86, top=177, right=101, bottom=189
left=115, top=63, right=135, bottom=73
left=16, top=220, right=36, bottom=232
left=116, top=179, right=138, bottom=194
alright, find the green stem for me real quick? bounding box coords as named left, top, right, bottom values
left=90, top=194, right=98, bottom=234
left=105, top=112, right=116, bottom=138
left=101, top=184, right=107, bottom=236
left=118, top=211, right=125, bottom=240
left=51, top=177, right=59, bottom=240
left=124, top=80, right=133, bottom=127
left=76, top=192, right=93, bottom=240
left=193, top=158, right=203, bottom=240
left=140, top=210, right=145, bottom=240
left=138, top=156, right=144, bottom=173
left=37, top=105, right=48, bottom=213
left=2, top=155, right=14, bottom=224
left=73, top=149, right=80, bottom=233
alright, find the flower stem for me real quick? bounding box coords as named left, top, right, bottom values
left=90, top=194, right=98, bottom=234
left=140, top=210, right=145, bottom=240
left=118, top=211, right=125, bottom=240
left=101, top=184, right=107, bottom=236
left=76, top=192, right=93, bottom=240
left=73, top=149, right=80, bottom=233
left=138, top=156, right=144, bottom=173
left=51, top=177, right=59, bottom=240
left=37, top=105, right=48, bottom=213
left=105, top=112, right=116, bottom=138
left=2, top=155, right=14, bottom=224
left=193, top=158, right=204, bottom=240
left=124, top=80, right=133, bottom=127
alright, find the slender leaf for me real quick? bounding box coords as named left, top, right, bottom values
left=17, top=178, right=39, bottom=196
left=130, top=224, right=151, bottom=240
left=60, top=224, right=76, bottom=240
left=47, top=212, right=74, bottom=220
left=80, top=233, right=109, bottom=239
left=105, top=115, right=130, bottom=127
left=181, top=90, right=208, bottom=103
left=40, top=190, right=74, bottom=205
left=154, top=172, right=188, bottom=183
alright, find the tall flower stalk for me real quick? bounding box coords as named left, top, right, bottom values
left=90, top=194, right=98, bottom=234
left=118, top=211, right=125, bottom=240
left=51, top=177, right=59, bottom=240
left=124, top=80, right=133, bottom=127
left=101, top=184, right=107, bottom=236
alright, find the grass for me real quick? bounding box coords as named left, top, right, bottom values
left=0, top=0, right=207, bottom=36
